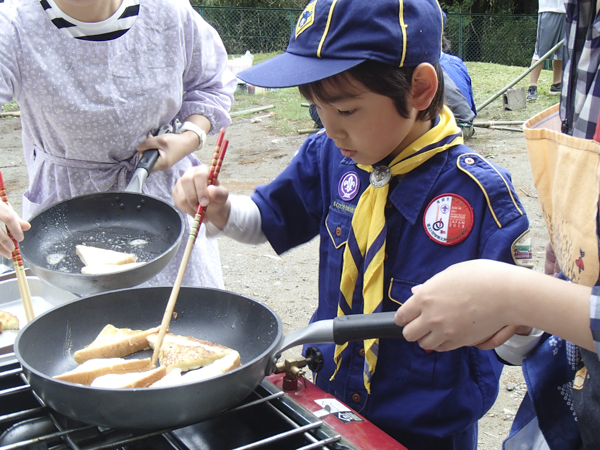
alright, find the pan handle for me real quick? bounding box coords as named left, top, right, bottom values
left=272, top=311, right=403, bottom=364
left=124, top=124, right=173, bottom=193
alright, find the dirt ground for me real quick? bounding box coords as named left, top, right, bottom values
left=0, top=113, right=548, bottom=449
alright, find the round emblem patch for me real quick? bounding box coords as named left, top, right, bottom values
left=338, top=171, right=360, bottom=201
left=423, top=194, right=474, bottom=246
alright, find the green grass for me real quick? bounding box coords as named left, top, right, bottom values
left=230, top=53, right=562, bottom=135
left=467, top=61, right=560, bottom=123
left=1, top=100, right=18, bottom=113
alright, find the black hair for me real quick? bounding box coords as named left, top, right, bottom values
left=298, top=60, right=444, bottom=123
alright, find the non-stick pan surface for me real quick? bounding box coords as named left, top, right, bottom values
left=19, top=192, right=184, bottom=295
left=19, top=141, right=184, bottom=295
left=15, top=287, right=282, bottom=430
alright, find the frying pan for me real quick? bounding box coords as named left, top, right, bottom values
left=14, top=286, right=404, bottom=430
left=19, top=127, right=184, bottom=295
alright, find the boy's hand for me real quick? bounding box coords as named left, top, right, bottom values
left=173, top=165, right=231, bottom=229
left=0, top=201, right=31, bottom=259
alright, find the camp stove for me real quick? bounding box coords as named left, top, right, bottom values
left=0, top=354, right=407, bottom=450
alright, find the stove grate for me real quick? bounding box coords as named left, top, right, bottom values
left=0, top=358, right=351, bottom=450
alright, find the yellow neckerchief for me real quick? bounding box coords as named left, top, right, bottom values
left=333, top=105, right=463, bottom=393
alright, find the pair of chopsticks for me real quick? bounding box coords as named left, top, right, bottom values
left=0, top=171, right=34, bottom=323
left=151, top=129, right=229, bottom=366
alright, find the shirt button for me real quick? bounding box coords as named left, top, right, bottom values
left=352, top=393, right=361, bottom=403
left=335, top=226, right=342, bottom=237
left=465, top=157, right=475, bottom=165
left=384, top=253, right=389, bottom=261
left=359, top=348, right=365, bottom=357
left=385, top=200, right=393, bottom=208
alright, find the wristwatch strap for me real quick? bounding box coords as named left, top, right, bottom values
left=178, top=121, right=206, bottom=150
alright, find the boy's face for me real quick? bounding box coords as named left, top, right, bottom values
left=312, top=77, right=428, bottom=166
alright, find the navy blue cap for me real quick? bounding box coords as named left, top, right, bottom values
left=238, top=0, right=444, bottom=88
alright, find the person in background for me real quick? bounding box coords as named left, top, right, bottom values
left=0, top=0, right=237, bottom=287
left=526, top=0, right=566, bottom=101
left=172, top=0, right=532, bottom=448
left=396, top=1, right=600, bottom=448
left=440, top=11, right=477, bottom=139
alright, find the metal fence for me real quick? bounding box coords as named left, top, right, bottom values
left=196, top=7, right=541, bottom=68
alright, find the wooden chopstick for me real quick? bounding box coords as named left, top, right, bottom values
left=0, top=171, right=35, bottom=323
left=151, top=129, right=229, bottom=366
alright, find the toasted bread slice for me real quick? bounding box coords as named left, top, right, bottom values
left=147, top=333, right=234, bottom=373
left=81, top=262, right=144, bottom=275
left=54, top=358, right=154, bottom=385
left=0, top=310, right=19, bottom=332
left=74, top=325, right=159, bottom=364
left=151, top=351, right=241, bottom=387
left=76, top=245, right=136, bottom=267
left=91, top=366, right=166, bottom=388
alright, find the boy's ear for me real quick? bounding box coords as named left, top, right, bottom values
left=410, top=63, right=438, bottom=112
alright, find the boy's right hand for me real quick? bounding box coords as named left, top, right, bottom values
left=173, top=165, right=231, bottom=229
left=0, top=201, right=31, bottom=259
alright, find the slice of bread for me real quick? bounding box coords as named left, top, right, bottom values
left=147, top=332, right=235, bottom=373
left=74, top=325, right=158, bottom=364
left=54, top=358, right=154, bottom=385
left=151, top=351, right=241, bottom=387
left=81, top=262, right=144, bottom=275
left=76, top=245, right=136, bottom=267
left=90, top=365, right=166, bottom=388
left=0, top=310, right=19, bottom=332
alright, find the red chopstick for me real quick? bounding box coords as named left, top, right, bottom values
left=151, top=129, right=228, bottom=366
left=0, top=171, right=34, bottom=322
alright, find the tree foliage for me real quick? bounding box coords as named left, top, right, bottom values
left=191, top=0, right=538, bottom=14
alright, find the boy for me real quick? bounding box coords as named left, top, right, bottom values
left=173, top=0, right=531, bottom=448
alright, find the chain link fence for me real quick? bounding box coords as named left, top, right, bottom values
left=196, top=7, right=541, bottom=68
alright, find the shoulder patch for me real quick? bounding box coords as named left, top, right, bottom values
left=511, top=229, right=534, bottom=267
left=457, top=153, right=524, bottom=228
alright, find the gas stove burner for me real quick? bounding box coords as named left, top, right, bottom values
left=0, top=356, right=406, bottom=450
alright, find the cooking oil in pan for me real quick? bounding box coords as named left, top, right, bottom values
left=41, top=229, right=163, bottom=273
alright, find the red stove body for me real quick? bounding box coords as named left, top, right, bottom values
left=266, top=373, right=408, bottom=450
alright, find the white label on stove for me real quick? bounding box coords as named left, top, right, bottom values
left=315, top=399, right=349, bottom=413
left=314, top=399, right=363, bottom=423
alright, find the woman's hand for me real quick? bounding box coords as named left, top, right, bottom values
left=137, top=115, right=210, bottom=172
left=0, top=201, right=31, bottom=259
left=172, top=165, right=231, bottom=229
left=137, top=131, right=200, bottom=172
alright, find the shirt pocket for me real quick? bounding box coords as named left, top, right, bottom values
left=323, top=207, right=352, bottom=310
left=381, top=278, right=465, bottom=388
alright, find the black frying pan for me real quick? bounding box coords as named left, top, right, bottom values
left=14, top=287, right=403, bottom=430
left=19, top=128, right=184, bottom=295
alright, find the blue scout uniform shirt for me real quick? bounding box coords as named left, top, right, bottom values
left=252, top=127, right=531, bottom=450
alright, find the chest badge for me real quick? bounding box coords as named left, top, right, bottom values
left=338, top=171, right=360, bottom=201
left=423, top=194, right=474, bottom=246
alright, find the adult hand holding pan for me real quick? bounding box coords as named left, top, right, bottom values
left=19, top=125, right=185, bottom=295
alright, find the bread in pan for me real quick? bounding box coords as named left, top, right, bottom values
left=73, top=324, right=159, bottom=364
left=54, top=357, right=154, bottom=385
left=146, top=332, right=236, bottom=373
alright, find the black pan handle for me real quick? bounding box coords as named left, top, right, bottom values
left=136, top=149, right=160, bottom=174
left=272, top=311, right=404, bottom=372
left=124, top=124, right=173, bottom=193
left=333, top=311, right=403, bottom=344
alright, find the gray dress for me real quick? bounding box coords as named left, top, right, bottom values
left=0, top=0, right=237, bottom=288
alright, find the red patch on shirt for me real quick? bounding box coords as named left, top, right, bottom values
left=423, top=194, right=474, bottom=246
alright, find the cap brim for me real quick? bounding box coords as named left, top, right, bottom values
left=236, top=53, right=365, bottom=88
